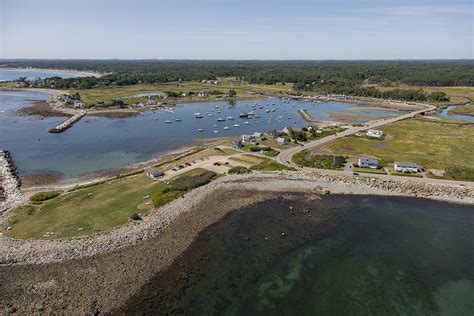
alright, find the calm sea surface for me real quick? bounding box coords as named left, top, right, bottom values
left=0, top=91, right=399, bottom=178
left=0, top=67, right=81, bottom=82
left=122, top=194, right=474, bottom=315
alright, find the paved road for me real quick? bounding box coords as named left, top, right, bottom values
left=276, top=104, right=435, bottom=167
left=274, top=103, right=474, bottom=188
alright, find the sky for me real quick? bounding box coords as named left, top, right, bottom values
left=1, top=0, right=473, bottom=59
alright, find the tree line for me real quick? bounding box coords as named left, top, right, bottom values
left=3, top=60, right=473, bottom=89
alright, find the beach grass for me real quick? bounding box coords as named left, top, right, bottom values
left=4, top=168, right=213, bottom=240
left=327, top=118, right=474, bottom=174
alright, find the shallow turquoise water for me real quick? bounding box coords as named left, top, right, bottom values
left=122, top=194, right=474, bottom=315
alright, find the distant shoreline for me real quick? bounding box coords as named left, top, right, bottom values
left=0, top=66, right=105, bottom=78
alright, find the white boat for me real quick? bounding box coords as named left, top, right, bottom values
left=226, top=116, right=234, bottom=120
left=223, top=126, right=229, bottom=130
left=217, top=117, right=226, bottom=122
left=233, top=124, right=240, bottom=127
left=165, top=120, right=172, bottom=123
left=197, top=128, right=204, bottom=132
left=244, top=121, right=249, bottom=124
left=195, top=112, right=204, bottom=118
left=213, top=124, right=218, bottom=128
left=208, top=113, right=213, bottom=117
left=266, top=109, right=270, bottom=113
left=213, top=130, right=219, bottom=134
left=175, top=118, right=182, bottom=122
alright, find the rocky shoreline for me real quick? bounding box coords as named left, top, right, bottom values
left=0, top=172, right=473, bottom=314
left=1, top=172, right=472, bottom=265
left=0, top=151, right=22, bottom=213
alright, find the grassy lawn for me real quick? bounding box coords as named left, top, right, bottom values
left=229, top=154, right=265, bottom=165
left=4, top=168, right=214, bottom=240
left=250, top=160, right=295, bottom=172
left=352, top=167, right=387, bottom=175
left=327, top=118, right=474, bottom=172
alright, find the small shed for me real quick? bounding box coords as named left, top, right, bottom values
left=145, top=167, right=164, bottom=179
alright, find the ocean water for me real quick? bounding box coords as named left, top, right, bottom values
left=122, top=194, right=474, bottom=315
left=0, top=91, right=399, bottom=178
left=0, top=67, right=82, bottom=82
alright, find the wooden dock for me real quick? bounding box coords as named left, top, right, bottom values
left=49, top=111, right=86, bottom=133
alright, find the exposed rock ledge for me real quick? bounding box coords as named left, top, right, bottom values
left=0, top=172, right=472, bottom=266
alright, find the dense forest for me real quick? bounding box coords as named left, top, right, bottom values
left=2, top=60, right=473, bottom=101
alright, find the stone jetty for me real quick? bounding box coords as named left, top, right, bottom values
left=298, top=109, right=320, bottom=123
left=49, top=111, right=86, bottom=133
left=0, top=150, right=22, bottom=212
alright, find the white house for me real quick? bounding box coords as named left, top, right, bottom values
left=241, top=134, right=257, bottom=143
left=367, top=129, right=384, bottom=139
left=358, top=157, right=379, bottom=169
left=73, top=100, right=85, bottom=109
left=394, top=162, right=420, bottom=173
left=276, top=137, right=288, bottom=146
left=253, top=132, right=262, bottom=138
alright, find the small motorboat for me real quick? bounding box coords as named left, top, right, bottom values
left=223, top=126, right=229, bottom=130
left=233, top=124, right=240, bottom=127
left=195, top=112, right=204, bottom=118
left=197, top=128, right=204, bottom=132
left=175, top=118, right=182, bottom=122
left=165, top=120, right=172, bottom=123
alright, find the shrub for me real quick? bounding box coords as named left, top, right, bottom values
left=171, top=170, right=217, bottom=191
left=250, top=160, right=295, bottom=171
left=228, top=166, right=252, bottom=174
left=152, top=190, right=184, bottom=207
left=130, top=213, right=142, bottom=221
left=30, top=191, right=62, bottom=202
left=445, top=167, right=474, bottom=181
left=293, top=151, right=347, bottom=169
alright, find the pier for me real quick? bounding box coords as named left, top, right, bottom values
left=298, top=109, right=320, bottom=124
left=49, top=111, right=86, bottom=133
left=0, top=150, right=22, bottom=212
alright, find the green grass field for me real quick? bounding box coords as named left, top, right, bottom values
left=327, top=118, right=474, bottom=172
left=352, top=167, right=387, bottom=175
left=5, top=168, right=213, bottom=240
left=69, top=80, right=294, bottom=106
